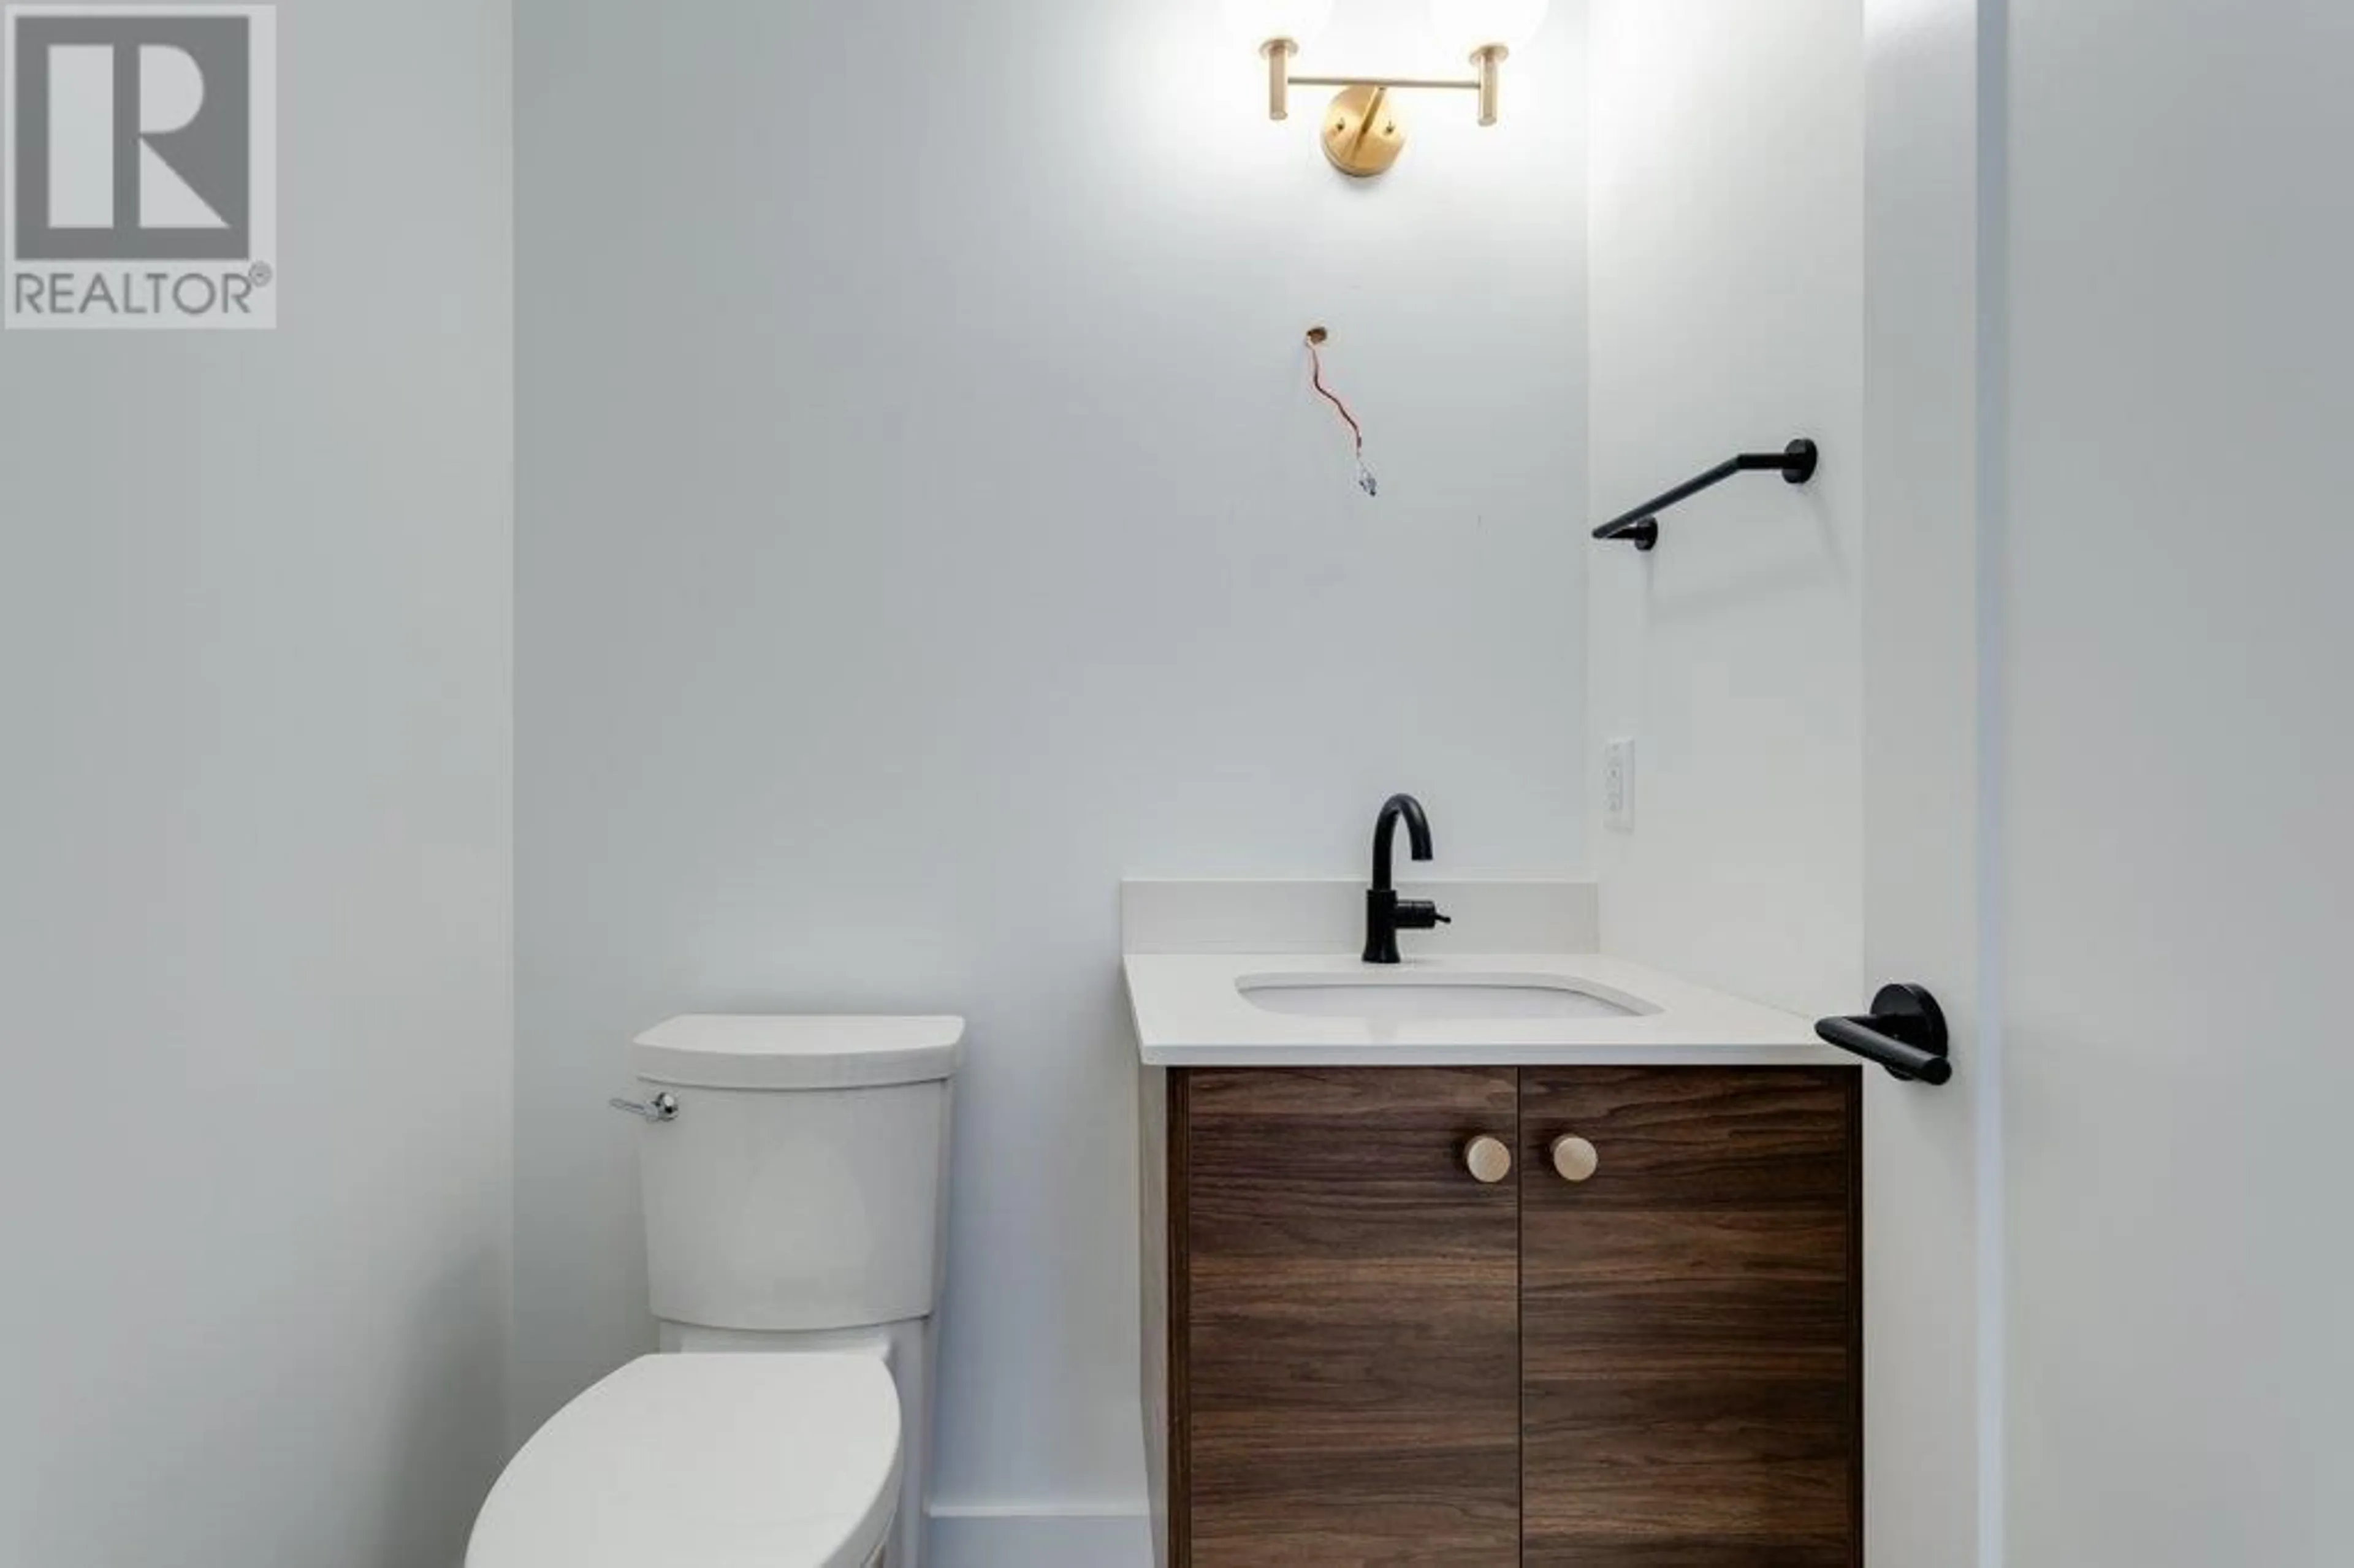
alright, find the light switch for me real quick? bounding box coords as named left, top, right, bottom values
left=1603, top=737, right=1635, bottom=832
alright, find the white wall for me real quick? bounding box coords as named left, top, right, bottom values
left=0, top=3, right=515, bottom=1566
left=513, top=0, right=1585, bottom=1551
left=1586, top=0, right=1865, bottom=1017
left=2000, top=6, right=2354, bottom=1562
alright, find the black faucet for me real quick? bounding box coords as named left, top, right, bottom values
left=1363, top=793, right=1451, bottom=964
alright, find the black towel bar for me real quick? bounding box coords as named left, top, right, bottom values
left=1593, top=438, right=1819, bottom=551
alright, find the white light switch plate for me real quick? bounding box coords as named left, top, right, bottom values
left=1603, top=737, right=1636, bottom=832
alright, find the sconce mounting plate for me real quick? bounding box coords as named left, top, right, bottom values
left=1320, top=85, right=1407, bottom=179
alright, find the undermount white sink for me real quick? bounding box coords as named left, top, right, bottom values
left=1121, top=885, right=1830, bottom=1065
left=1237, top=973, right=1650, bottom=1022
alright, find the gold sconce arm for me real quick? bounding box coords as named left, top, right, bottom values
left=1235, top=0, right=1546, bottom=168
left=1289, top=73, right=1483, bottom=92
left=1261, top=44, right=1512, bottom=129
left=1252, top=34, right=1516, bottom=176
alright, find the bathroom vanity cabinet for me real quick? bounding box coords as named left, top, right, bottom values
left=1143, top=1064, right=1862, bottom=1568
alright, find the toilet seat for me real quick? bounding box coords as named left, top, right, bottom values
left=467, top=1353, right=902, bottom=1568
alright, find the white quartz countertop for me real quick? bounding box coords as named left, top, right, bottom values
left=1124, top=950, right=1846, bottom=1068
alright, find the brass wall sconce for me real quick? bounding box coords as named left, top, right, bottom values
left=1225, top=0, right=1551, bottom=178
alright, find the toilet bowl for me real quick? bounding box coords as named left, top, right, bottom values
left=470, top=1014, right=962, bottom=1568
left=466, top=1353, right=901, bottom=1568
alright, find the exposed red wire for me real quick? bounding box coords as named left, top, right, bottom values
left=1306, top=338, right=1365, bottom=455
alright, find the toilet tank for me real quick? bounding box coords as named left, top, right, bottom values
left=628, top=1015, right=962, bottom=1333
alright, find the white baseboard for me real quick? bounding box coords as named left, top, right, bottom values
left=924, top=1502, right=1153, bottom=1568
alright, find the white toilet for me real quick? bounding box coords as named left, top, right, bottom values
left=468, top=1014, right=963, bottom=1568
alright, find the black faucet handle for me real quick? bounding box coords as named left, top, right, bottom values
left=1395, top=899, right=1450, bottom=932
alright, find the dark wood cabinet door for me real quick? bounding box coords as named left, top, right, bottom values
left=1175, top=1068, right=1522, bottom=1567
left=1518, top=1067, right=1863, bottom=1568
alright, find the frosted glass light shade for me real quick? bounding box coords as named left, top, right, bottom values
left=1219, top=0, right=1335, bottom=49
left=1427, top=0, right=1550, bottom=57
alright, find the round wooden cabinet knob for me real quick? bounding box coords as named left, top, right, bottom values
left=1463, top=1135, right=1513, bottom=1185
left=1550, top=1135, right=1601, bottom=1184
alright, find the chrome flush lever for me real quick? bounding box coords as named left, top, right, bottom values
left=608, top=1092, right=679, bottom=1124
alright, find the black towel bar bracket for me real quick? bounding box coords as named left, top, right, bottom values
left=1593, top=438, right=1819, bottom=551
left=1815, top=983, right=1952, bottom=1086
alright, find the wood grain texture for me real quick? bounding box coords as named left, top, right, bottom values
left=1518, top=1067, right=1863, bottom=1568
left=1162, top=1064, right=1186, bottom=1563
left=1149, top=1065, right=1178, bottom=1568
left=1175, top=1068, right=1522, bottom=1567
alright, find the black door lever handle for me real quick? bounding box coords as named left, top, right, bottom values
left=1816, top=983, right=1952, bottom=1086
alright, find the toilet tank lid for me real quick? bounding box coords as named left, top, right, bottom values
left=633, top=1014, right=965, bottom=1090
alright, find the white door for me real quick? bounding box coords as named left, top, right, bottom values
left=1993, top=4, right=2353, bottom=1565
left=1865, top=5, right=2354, bottom=1566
